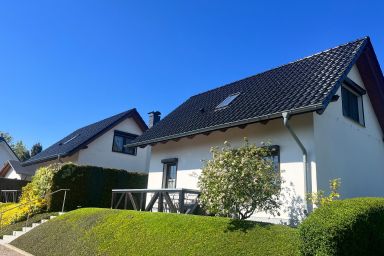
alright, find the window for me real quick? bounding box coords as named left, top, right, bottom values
left=263, top=145, right=280, bottom=173
left=216, top=92, right=240, bottom=109
left=161, top=158, right=178, bottom=188
left=341, top=85, right=365, bottom=126
left=112, top=131, right=138, bottom=155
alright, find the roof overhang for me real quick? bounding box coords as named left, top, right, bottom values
left=127, top=104, right=324, bottom=148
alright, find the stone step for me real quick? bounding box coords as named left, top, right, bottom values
left=2, top=235, right=16, bottom=243
left=0, top=214, right=65, bottom=244
left=22, top=226, right=33, bottom=232
left=32, top=222, right=40, bottom=228
left=12, top=230, right=25, bottom=236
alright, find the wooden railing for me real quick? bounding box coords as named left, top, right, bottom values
left=111, top=188, right=200, bottom=214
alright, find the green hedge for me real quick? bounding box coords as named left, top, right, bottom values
left=48, top=164, right=148, bottom=211
left=299, top=198, right=384, bottom=256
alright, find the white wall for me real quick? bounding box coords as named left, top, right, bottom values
left=314, top=65, right=384, bottom=198
left=4, top=168, right=22, bottom=180
left=77, top=117, right=149, bottom=172
left=0, top=142, right=18, bottom=168
left=147, top=113, right=316, bottom=224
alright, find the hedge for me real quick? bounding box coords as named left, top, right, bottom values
left=49, top=164, right=148, bottom=211
left=299, top=197, right=384, bottom=256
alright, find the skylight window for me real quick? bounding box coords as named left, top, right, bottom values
left=216, top=93, right=240, bottom=109
left=60, top=134, right=80, bottom=145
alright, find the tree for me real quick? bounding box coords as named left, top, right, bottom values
left=198, top=138, right=282, bottom=220
left=13, top=141, right=30, bottom=161
left=30, top=143, right=43, bottom=157
left=0, top=131, right=13, bottom=145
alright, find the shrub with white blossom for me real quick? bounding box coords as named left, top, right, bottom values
left=198, top=138, right=282, bottom=220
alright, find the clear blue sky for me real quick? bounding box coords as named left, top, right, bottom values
left=1, top=1, right=383, bottom=149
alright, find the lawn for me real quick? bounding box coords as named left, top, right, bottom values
left=11, top=208, right=299, bottom=256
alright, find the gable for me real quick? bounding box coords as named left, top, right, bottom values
left=23, top=108, right=148, bottom=166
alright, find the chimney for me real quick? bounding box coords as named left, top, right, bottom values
left=148, top=111, right=161, bottom=128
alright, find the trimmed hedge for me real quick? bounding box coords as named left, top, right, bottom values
left=49, top=164, right=148, bottom=211
left=299, top=198, right=384, bottom=256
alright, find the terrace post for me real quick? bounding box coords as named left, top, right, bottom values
left=158, top=193, right=164, bottom=212
left=179, top=190, right=185, bottom=213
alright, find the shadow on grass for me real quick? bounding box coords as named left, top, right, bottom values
left=225, top=219, right=272, bottom=233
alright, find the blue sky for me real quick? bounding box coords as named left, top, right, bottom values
left=1, top=1, right=383, bottom=149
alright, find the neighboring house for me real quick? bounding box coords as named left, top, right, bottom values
left=128, top=37, right=384, bottom=224
left=0, top=108, right=151, bottom=180
left=0, top=160, right=35, bottom=180
left=0, top=137, right=19, bottom=174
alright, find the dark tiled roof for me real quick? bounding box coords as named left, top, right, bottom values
left=130, top=37, right=370, bottom=146
left=8, top=160, right=38, bottom=176
left=23, top=108, right=147, bottom=166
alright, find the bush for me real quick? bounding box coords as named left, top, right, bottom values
left=198, top=139, right=281, bottom=219
left=299, top=198, right=384, bottom=256
left=48, top=163, right=148, bottom=211
left=0, top=166, right=56, bottom=226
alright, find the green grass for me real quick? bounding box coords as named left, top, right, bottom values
left=11, top=208, right=299, bottom=256
left=0, top=212, right=58, bottom=238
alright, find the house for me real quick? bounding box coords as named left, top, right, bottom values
left=127, top=37, right=384, bottom=224
left=0, top=108, right=151, bottom=180
left=0, top=137, right=19, bottom=174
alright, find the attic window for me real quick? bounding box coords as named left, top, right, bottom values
left=216, top=93, right=240, bottom=109
left=341, top=82, right=365, bottom=126
left=60, top=134, right=80, bottom=145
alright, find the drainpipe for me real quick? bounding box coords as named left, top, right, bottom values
left=282, top=112, right=309, bottom=214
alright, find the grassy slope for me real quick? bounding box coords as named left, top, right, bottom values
left=12, top=208, right=299, bottom=256
left=0, top=212, right=58, bottom=238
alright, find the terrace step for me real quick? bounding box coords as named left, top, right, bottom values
left=0, top=214, right=63, bottom=244
left=31, top=223, right=40, bottom=228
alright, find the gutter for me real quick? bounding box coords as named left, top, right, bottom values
left=282, top=112, right=310, bottom=214
left=22, top=152, right=70, bottom=167
left=127, top=104, right=324, bottom=148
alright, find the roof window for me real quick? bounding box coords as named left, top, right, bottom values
left=216, top=93, right=240, bottom=109
left=60, top=134, right=80, bottom=145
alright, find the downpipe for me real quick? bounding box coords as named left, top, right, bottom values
left=282, top=112, right=310, bottom=214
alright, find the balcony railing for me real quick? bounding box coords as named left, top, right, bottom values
left=111, top=188, right=200, bottom=214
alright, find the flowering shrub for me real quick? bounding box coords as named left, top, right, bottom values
left=198, top=138, right=282, bottom=219
left=0, top=164, right=60, bottom=226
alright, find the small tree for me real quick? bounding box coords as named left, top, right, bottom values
left=198, top=138, right=282, bottom=220
left=307, top=178, right=341, bottom=208
left=13, top=141, right=30, bottom=161
left=30, top=143, right=43, bottom=157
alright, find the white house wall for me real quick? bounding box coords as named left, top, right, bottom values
left=314, top=65, right=384, bottom=198
left=4, top=168, right=22, bottom=180
left=0, top=142, right=18, bottom=168
left=77, top=117, right=149, bottom=172
left=147, top=113, right=316, bottom=224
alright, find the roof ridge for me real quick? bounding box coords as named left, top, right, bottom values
left=191, top=36, right=368, bottom=98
